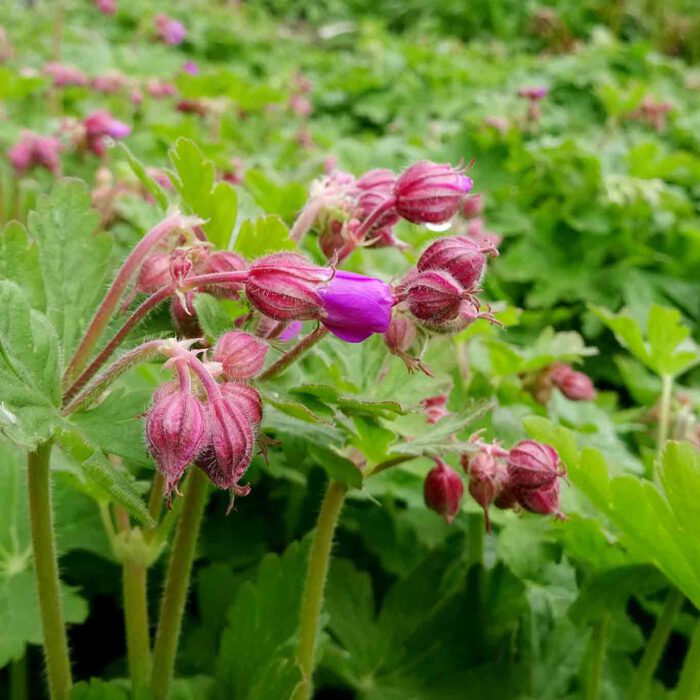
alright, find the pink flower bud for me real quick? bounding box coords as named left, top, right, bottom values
left=146, top=80, right=178, bottom=99
left=417, top=236, right=490, bottom=290
left=245, top=253, right=328, bottom=321
left=421, top=394, right=449, bottom=424
left=423, top=458, right=464, bottom=524
left=289, top=94, right=312, bottom=117
left=213, top=332, right=269, bottom=380
left=461, top=193, right=483, bottom=219
left=136, top=253, right=171, bottom=294
left=201, top=251, right=248, bottom=299
left=96, top=0, right=117, bottom=14
left=462, top=447, right=511, bottom=532
left=154, top=14, right=186, bottom=45
left=146, top=390, right=206, bottom=501
left=43, top=62, right=88, bottom=87
left=84, top=110, right=131, bottom=156
left=507, top=440, right=563, bottom=490
left=182, top=61, right=199, bottom=75
left=196, top=394, right=255, bottom=492
left=406, top=269, right=465, bottom=324
left=517, top=479, right=563, bottom=518
left=8, top=132, right=63, bottom=175
left=384, top=315, right=416, bottom=355
left=394, top=161, right=473, bottom=225
left=220, top=382, right=263, bottom=425
left=550, top=363, right=596, bottom=401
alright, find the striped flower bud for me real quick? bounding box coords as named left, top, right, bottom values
left=423, top=458, right=464, bottom=525
left=406, top=269, right=465, bottom=324
left=213, top=332, right=269, bottom=380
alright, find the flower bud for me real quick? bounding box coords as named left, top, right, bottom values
left=201, top=251, right=248, bottom=299
left=8, top=132, right=63, bottom=175
left=318, top=270, right=394, bottom=343
left=146, top=390, right=206, bottom=501
left=550, top=363, right=597, bottom=401
left=417, top=236, right=489, bottom=290
left=136, top=253, right=171, bottom=294
left=462, top=447, right=511, bottom=531
left=213, top=332, right=269, bottom=380
left=220, top=382, right=263, bottom=426
left=406, top=269, right=465, bottom=324
left=84, top=110, right=131, bottom=156
left=461, top=193, right=483, bottom=219
left=356, top=169, right=400, bottom=232
left=421, top=394, right=449, bottom=424
left=384, top=315, right=416, bottom=355
left=154, top=13, right=186, bottom=45
left=423, top=459, right=464, bottom=525
left=43, top=62, right=88, bottom=87
left=245, top=253, right=328, bottom=321
left=196, top=394, right=255, bottom=493
left=517, top=479, right=563, bottom=518
left=507, top=440, right=563, bottom=490
left=394, top=161, right=473, bottom=225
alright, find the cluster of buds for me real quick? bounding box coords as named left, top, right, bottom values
left=628, top=95, right=673, bottom=132
left=82, top=110, right=131, bottom=156
left=518, top=85, right=548, bottom=123
left=8, top=131, right=63, bottom=175
left=154, top=14, right=186, bottom=45
left=146, top=336, right=266, bottom=507
left=395, top=234, right=498, bottom=338
left=296, top=160, right=474, bottom=262
left=525, top=362, right=597, bottom=405
left=423, top=439, right=566, bottom=529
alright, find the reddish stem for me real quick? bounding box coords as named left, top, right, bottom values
left=259, top=327, right=329, bottom=381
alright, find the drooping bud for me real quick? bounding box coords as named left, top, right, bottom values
left=517, top=479, right=563, bottom=518
left=507, top=440, right=563, bottom=490
left=213, top=332, right=269, bottom=380
left=383, top=315, right=431, bottom=374
left=417, top=236, right=490, bottom=290
left=550, top=363, right=597, bottom=401
left=146, top=390, right=206, bottom=502
left=394, top=161, right=473, bottom=225
left=220, top=382, right=263, bottom=427
left=245, top=253, right=328, bottom=321
left=200, top=251, right=248, bottom=299
left=356, top=169, right=400, bottom=233
left=423, top=458, right=464, bottom=525
left=461, top=193, right=483, bottom=219
left=136, top=253, right=172, bottom=294
left=84, top=110, right=131, bottom=156
left=462, top=447, right=511, bottom=532
left=195, top=394, right=255, bottom=493
left=318, top=270, right=394, bottom=343
left=406, top=269, right=465, bottom=324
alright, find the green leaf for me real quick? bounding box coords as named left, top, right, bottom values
left=0, top=220, right=44, bottom=310
left=69, top=679, right=129, bottom=700
left=263, top=394, right=329, bottom=425
left=0, top=281, right=61, bottom=448
left=57, top=430, right=153, bottom=526
left=243, top=169, right=307, bottom=221
left=214, top=540, right=308, bottom=699
left=309, top=445, right=363, bottom=489
left=592, top=304, right=700, bottom=377
left=192, top=293, right=234, bottom=343
left=169, top=138, right=238, bottom=249
left=232, top=214, right=295, bottom=259
left=28, top=179, right=112, bottom=361
left=119, top=143, right=168, bottom=211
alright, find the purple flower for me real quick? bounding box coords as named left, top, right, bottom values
left=319, top=270, right=394, bottom=343
left=278, top=320, right=303, bottom=342
left=155, top=14, right=186, bottom=45
left=182, top=61, right=199, bottom=75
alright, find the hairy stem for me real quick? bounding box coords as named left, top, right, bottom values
left=27, top=441, right=72, bottom=700
left=584, top=615, right=609, bottom=700
left=150, top=468, right=209, bottom=700
left=627, top=588, right=683, bottom=700
left=677, top=614, right=700, bottom=700
left=62, top=339, right=164, bottom=413
left=290, top=198, right=324, bottom=242
left=63, top=213, right=189, bottom=385
left=292, top=480, right=347, bottom=700
left=259, top=327, right=329, bottom=381
left=123, top=559, right=151, bottom=695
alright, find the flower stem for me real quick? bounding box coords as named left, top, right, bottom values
left=627, top=588, right=683, bottom=700
left=677, top=614, right=700, bottom=700
left=27, top=441, right=72, bottom=700
left=9, top=655, right=27, bottom=700
left=259, top=327, right=329, bottom=381
left=290, top=198, right=324, bottom=242
left=292, top=479, right=346, bottom=700
left=150, top=468, right=209, bottom=700
left=467, top=513, right=484, bottom=568
left=584, top=615, right=609, bottom=700
left=123, top=559, right=151, bottom=695
left=63, top=212, right=189, bottom=386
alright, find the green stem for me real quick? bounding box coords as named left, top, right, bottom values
left=677, top=615, right=700, bottom=700
left=150, top=469, right=209, bottom=700
left=467, top=513, right=484, bottom=568
left=292, top=479, right=347, bottom=700
left=123, top=559, right=151, bottom=696
left=657, top=375, right=673, bottom=457
left=627, top=588, right=684, bottom=700
left=9, top=655, right=28, bottom=700
left=27, top=441, right=72, bottom=700
left=584, top=615, right=609, bottom=700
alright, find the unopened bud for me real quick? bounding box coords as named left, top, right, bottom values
left=517, top=479, right=563, bottom=518
left=406, top=269, right=465, bottom=324
left=550, top=363, right=597, bottom=401
left=507, top=440, right=563, bottom=490
left=417, top=235, right=490, bottom=290
left=394, top=161, right=473, bottom=225
left=146, top=390, right=206, bottom=502
left=423, top=458, right=464, bottom=524
left=213, top=332, right=269, bottom=380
